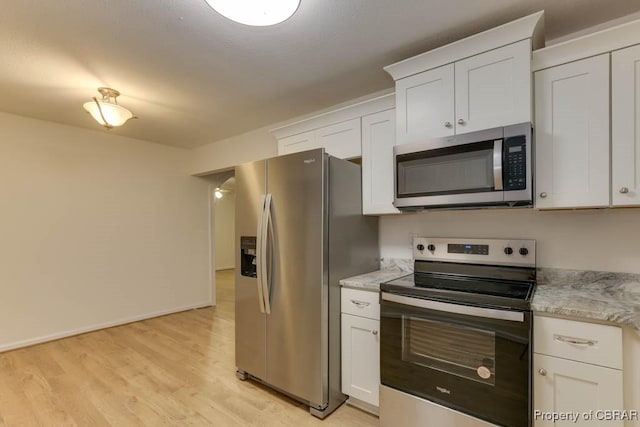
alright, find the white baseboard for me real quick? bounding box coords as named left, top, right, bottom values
left=0, top=301, right=213, bottom=353
left=346, top=397, right=379, bottom=416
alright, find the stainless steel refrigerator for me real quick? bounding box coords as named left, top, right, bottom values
left=235, top=148, right=379, bottom=418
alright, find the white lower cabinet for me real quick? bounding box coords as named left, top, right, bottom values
left=341, top=313, right=380, bottom=407
left=341, top=288, right=380, bottom=411
left=534, top=354, right=624, bottom=427
left=533, top=315, right=625, bottom=427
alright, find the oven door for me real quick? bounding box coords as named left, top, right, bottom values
left=381, top=292, right=531, bottom=427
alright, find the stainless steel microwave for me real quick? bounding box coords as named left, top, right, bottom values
left=393, top=122, right=532, bottom=211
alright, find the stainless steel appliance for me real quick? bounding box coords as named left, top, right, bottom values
left=380, top=238, right=536, bottom=427
left=235, top=148, right=379, bottom=418
left=393, top=123, right=533, bottom=211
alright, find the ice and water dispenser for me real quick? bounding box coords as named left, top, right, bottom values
left=240, top=236, right=257, bottom=278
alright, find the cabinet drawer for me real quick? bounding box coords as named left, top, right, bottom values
left=341, top=288, right=380, bottom=320
left=534, top=316, right=622, bottom=369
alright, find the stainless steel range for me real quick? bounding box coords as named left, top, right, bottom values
left=380, top=237, right=536, bottom=427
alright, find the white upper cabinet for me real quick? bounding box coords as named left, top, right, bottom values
left=362, top=109, right=400, bottom=215
left=534, top=54, right=610, bottom=209
left=395, top=64, right=455, bottom=144
left=272, top=94, right=395, bottom=160
left=455, top=40, right=532, bottom=133
left=315, top=118, right=361, bottom=159
left=277, top=119, right=361, bottom=159
left=278, top=130, right=316, bottom=156
left=385, top=12, right=543, bottom=144
left=612, top=44, right=640, bottom=206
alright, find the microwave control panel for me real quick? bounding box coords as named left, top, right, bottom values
left=503, top=135, right=527, bottom=191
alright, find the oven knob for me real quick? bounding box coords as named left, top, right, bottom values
left=427, top=244, right=436, bottom=252
left=519, top=247, right=529, bottom=256
left=416, top=244, right=425, bottom=251
left=504, top=247, right=513, bottom=255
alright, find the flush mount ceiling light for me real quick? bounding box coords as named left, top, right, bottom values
left=204, top=0, right=300, bottom=26
left=83, top=87, right=135, bottom=129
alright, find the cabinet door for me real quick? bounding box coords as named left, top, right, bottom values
left=362, top=109, right=400, bottom=215
left=612, top=44, right=640, bottom=206
left=316, top=118, right=361, bottom=159
left=341, top=313, right=380, bottom=407
left=534, top=354, right=623, bottom=427
left=534, top=54, right=610, bottom=209
left=395, top=64, right=454, bottom=144
left=455, top=39, right=532, bottom=133
left=277, top=130, right=317, bottom=156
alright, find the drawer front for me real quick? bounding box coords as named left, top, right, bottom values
left=341, top=288, right=380, bottom=320
left=534, top=315, right=622, bottom=369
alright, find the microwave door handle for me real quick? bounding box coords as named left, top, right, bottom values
left=493, top=139, right=503, bottom=191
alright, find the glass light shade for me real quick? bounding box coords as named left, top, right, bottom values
left=204, top=0, right=300, bottom=26
left=215, top=190, right=223, bottom=199
left=83, top=100, right=134, bottom=128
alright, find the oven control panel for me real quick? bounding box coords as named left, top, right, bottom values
left=413, top=237, right=536, bottom=267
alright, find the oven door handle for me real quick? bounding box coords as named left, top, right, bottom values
left=493, top=139, right=503, bottom=191
left=381, top=293, right=524, bottom=322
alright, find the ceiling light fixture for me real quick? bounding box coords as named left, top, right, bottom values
left=215, top=189, right=224, bottom=199
left=83, top=87, right=135, bottom=129
left=204, top=0, right=300, bottom=26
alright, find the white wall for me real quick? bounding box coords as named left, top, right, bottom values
left=214, top=192, right=235, bottom=270
left=0, top=112, right=211, bottom=351
left=380, top=208, right=640, bottom=273
left=191, top=126, right=277, bottom=175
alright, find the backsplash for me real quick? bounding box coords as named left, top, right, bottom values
left=380, top=258, right=413, bottom=272
left=379, top=207, right=640, bottom=274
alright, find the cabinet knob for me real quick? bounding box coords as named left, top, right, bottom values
left=457, top=119, right=466, bottom=125
left=620, top=187, right=629, bottom=194
left=539, top=192, right=547, bottom=198
left=372, top=330, right=378, bottom=336
left=444, top=121, right=453, bottom=128
left=538, top=368, right=547, bottom=376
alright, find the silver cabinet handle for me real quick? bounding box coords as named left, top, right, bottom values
left=457, top=119, right=466, bottom=125
left=350, top=299, right=370, bottom=308
left=538, top=368, right=547, bottom=376
left=444, top=121, right=452, bottom=128
left=372, top=330, right=378, bottom=336
left=554, top=335, right=596, bottom=346
left=620, top=187, right=629, bottom=194
left=539, top=192, right=547, bottom=198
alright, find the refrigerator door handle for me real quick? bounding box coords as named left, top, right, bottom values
left=255, top=194, right=266, bottom=313
left=262, top=193, right=273, bottom=314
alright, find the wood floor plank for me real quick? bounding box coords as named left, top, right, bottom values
left=0, top=269, right=378, bottom=426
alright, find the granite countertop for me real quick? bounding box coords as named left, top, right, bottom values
left=340, top=261, right=640, bottom=334
left=339, top=258, right=412, bottom=291
left=532, top=269, right=640, bottom=334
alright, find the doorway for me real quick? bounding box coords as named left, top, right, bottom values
left=213, top=176, right=236, bottom=271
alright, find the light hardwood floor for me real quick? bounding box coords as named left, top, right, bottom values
left=0, top=269, right=378, bottom=426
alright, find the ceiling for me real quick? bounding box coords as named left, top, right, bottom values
left=2, top=1, right=639, bottom=149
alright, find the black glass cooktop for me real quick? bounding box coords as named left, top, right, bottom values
left=381, top=263, right=536, bottom=310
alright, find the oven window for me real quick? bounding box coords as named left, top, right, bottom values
left=402, top=316, right=496, bottom=385
left=397, top=140, right=495, bottom=197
